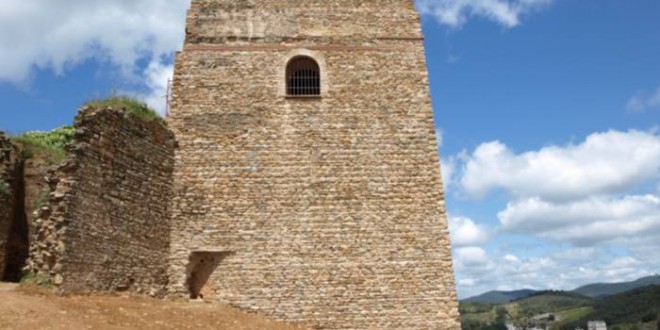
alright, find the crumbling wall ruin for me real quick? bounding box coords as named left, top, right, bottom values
left=27, top=107, right=175, bottom=296
left=0, top=133, right=63, bottom=282
left=23, top=149, right=60, bottom=249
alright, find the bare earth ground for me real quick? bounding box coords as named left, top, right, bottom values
left=0, top=283, right=307, bottom=330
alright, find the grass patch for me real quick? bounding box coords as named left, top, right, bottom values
left=512, top=291, right=594, bottom=316
left=0, top=177, right=10, bottom=197
left=85, top=96, right=164, bottom=125
left=34, top=185, right=52, bottom=212
left=560, top=306, right=594, bottom=323
left=11, top=126, right=75, bottom=163
left=20, top=272, right=54, bottom=288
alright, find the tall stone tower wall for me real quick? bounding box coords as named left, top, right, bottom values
left=169, top=0, right=460, bottom=328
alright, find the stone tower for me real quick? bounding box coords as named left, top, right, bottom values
left=168, top=0, right=460, bottom=328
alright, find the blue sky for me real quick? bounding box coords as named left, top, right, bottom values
left=1, top=0, right=659, bottom=299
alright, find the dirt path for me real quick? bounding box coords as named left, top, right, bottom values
left=0, top=284, right=307, bottom=330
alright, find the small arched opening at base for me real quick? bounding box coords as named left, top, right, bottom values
left=185, top=251, right=232, bottom=300
left=286, top=56, right=321, bottom=97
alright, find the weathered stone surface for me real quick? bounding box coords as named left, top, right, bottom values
left=27, top=108, right=175, bottom=296
left=168, top=0, right=460, bottom=329
left=22, top=151, right=57, bottom=246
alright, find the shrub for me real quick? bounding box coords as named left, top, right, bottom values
left=34, top=185, right=51, bottom=211
left=11, top=126, right=75, bottom=162
left=20, top=272, right=53, bottom=288
left=85, top=96, right=164, bottom=125
left=0, top=177, right=10, bottom=197
left=642, top=313, right=657, bottom=323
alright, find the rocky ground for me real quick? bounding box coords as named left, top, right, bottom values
left=0, top=283, right=307, bottom=330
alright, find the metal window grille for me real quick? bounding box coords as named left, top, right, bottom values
left=286, top=57, right=321, bottom=96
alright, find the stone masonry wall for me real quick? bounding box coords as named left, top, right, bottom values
left=169, top=1, right=460, bottom=329
left=27, top=107, right=175, bottom=296
left=23, top=149, right=60, bottom=247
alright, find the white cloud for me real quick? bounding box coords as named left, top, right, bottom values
left=436, top=128, right=444, bottom=149
left=458, top=278, right=478, bottom=287
left=124, top=60, right=174, bottom=116
left=416, top=0, right=554, bottom=28
left=0, top=0, right=189, bottom=112
left=455, top=246, right=658, bottom=299
left=626, top=86, right=660, bottom=113
left=503, top=254, right=520, bottom=263
left=441, top=157, right=456, bottom=191
left=448, top=129, right=660, bottom=298
left=454, top=246, right=491, bottom=268
left=498, top=194, right=660, bottom=246
left=447, top=214, right=497, bottom=295
left=454, top=247, right=557, bottom=297
left=449, top=216, right=491, bottom=247
left=458, top=130, right=660, bottom=201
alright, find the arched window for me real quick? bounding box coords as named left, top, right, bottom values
left=286, top=56, right=321, bottom=96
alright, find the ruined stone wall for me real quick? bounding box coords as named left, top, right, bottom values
left=28, top=108, right=175, bottom=296
left=169, top=1, right=460, bottom=329
left=0, top=134, right=65, bottom=282
left=23, top=152, right=59, bottom=244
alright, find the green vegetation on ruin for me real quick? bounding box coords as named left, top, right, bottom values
left=11, top=97, right=164, bottom=164
left=85, top=96, right=165, bottom=126
left=11, top=126, right=75, bottom=163
left=35, top=184, right=52, bottom=211
left=0, top=177, right=10, bottom=197
left=20, top=272, right=54, bottom=288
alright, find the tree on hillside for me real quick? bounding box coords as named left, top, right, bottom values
left=489, top=307, right=508, bottom=330
left=484, top=321, right=507, bottom=330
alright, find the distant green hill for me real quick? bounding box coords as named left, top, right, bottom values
left=462, top=275, right=660, bottom=304
left=459, top=291, right=595, bottom=329
left=512, top=291, right=594, bottom=316
left=560, top=285, right=660, bottom=329
left=460, top=286, right=660, bottom=330
left=459, top=276, right=660, bottom=330
left=462, top=289, right=538, bottom=304
left=572, top=275, right=660, bottom=298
